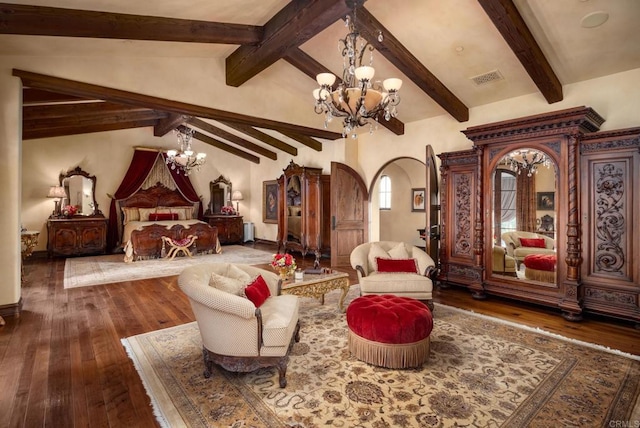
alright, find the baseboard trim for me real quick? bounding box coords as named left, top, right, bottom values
left=0, top=297, right=22, bottom=318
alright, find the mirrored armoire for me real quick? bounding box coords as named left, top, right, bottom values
left=277, top=161, right=331, bottom=261
left=438, top=106, right=640, bottom=324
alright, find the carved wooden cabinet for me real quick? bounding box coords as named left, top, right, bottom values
left=277, top=160, right=331, bottom=260
left=205, top=215, right=243, bottom=245
left=437, top=148, right=484, bottom=297
left=579, top=128, right=640, bottom=323
left=437, top=107, right=633, bottom=322
left=47, top=217, right=108, bottom=257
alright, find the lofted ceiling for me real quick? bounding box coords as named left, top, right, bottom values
left=2, top=0, right=639, bottom=163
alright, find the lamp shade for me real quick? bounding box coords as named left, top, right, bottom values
left=231, top=191, right=244, bottom=201
left=47, top=186, right=66, bottom=199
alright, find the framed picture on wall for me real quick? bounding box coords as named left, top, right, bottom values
left=537, top=192, right=555, bottom=210
left=412, top=188, right=426, bottom=212
left=263, top=180, right=278, bottom=223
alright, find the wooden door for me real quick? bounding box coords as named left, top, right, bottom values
left=425, top=145, right=439, bottom=266
left=330, top=162, right=368, bottom=267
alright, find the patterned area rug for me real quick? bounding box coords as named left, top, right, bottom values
left=64, top=245, right=274, bottom=288
left=122, top=288, right=640, bottom=427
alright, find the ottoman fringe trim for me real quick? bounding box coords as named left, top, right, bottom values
left=348, top=331, right=430, bottom=369
left=524, top=267, right=556, bottom=283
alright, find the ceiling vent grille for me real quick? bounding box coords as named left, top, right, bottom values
left=470, top=69, right=504, bottom=86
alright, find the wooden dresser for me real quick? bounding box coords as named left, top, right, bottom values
left=47, top=217, right=108, bottom=257
left=205, top=215, right=243, bottom=244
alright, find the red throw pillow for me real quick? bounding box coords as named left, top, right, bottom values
left=376, top=258, right=419, bottom=274
left=244, top=275, right=271, bottom=308
left=519, top=238, right=546, bottom=248
left=149, top=213, right=178, bottom=221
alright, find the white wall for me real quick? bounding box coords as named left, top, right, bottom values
left=1, top=51, right=638, bottom=311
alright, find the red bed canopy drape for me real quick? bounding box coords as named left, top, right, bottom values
left=107, top=149, right=204, bottom=252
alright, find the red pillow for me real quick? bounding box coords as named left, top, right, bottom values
left=244, top=275, right=271, bottom=308
left=149, top=213, right=178, bottom=221
left=519, top=238, right=547, bottom=248
left=376, top=258, right=419, bottom=274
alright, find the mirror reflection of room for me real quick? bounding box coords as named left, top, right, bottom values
left=286, top=175, right=302, bottom=244
left=492, top=148, right=557, bottom=282
left=63, top=175, right=94, bottom=215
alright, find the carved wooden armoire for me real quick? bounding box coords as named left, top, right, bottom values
left=438, top=106, right=640, bottom=324
left=277, top=161, right=330, bottom=260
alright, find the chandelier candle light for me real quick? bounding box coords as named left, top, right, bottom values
left=313, top=5, right=401, bottom=139
left=166, top=126, right=206, bottom=175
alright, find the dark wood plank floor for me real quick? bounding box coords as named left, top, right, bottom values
left=2, top=242, right=639, bottom=427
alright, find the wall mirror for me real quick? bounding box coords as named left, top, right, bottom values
left=286, top=175, right=302, bottom=244
left=59, top=166, right=101, bottom=216
left=489, top=148, right=558, bottom=286
left=208, top=175, right=232, bottom=214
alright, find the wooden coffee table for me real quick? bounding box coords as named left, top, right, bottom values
left=280, top=270, right=350, bottom=312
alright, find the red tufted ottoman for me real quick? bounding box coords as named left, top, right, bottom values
left=523, top=254, right=556, bottom=283
left=346, top=295, right=433, bottom=369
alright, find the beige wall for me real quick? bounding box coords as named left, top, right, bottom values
left=1, top=52, right=639, bottom=310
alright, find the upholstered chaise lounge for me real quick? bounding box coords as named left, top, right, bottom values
left=350, top=241, right=436, bottom=310
left=501, top=231, right=555, bottom=269
left=492, top=246, right=517, bottom=276
left=178, top=263, right=300, bottom=388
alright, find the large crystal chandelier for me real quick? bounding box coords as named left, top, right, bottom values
left=313, top=5, right=402, bottom=139
left=502, top=149, right=551, bottom=177
left=166, top=127, right=206, bottom=175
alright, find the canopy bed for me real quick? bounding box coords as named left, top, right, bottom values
left=438, top=106, right=640, bottom=325
left=107, top=149, right=220, bottom=262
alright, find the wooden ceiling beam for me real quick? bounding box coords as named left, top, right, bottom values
left=355, top=6, right=469, bottom=122
left=154, top=113, right=189, bottom=137
left=13, top=69, right=343, bottom=140
left=188, top=118, right=277, bottom=160
left=23, top=112, right=164, bottom=140
left=225, top=0, right=360, bottom=87
left=22, top=88, right=91, bottom=105
left=283, top=47, right=405, bottom=135
left=0, top=3, right=262, bottom=45
left=23, top=101, right=151, bottom=120
left=24, top=108, right=166, bottom=130
left=278, top=129, right=323, bottom=152
left=191, top=130, right=260, bottom=164
left=220, top=122, right=297, bottom=156
left=477, top=0, right=563, bottom=103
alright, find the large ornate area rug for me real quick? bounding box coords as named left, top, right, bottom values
left=64, top=245, right=274, bottom=288
left=122, top=289, right=640, bottom=427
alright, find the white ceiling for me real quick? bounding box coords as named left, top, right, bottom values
left=1, top=0, right=639, bottom=126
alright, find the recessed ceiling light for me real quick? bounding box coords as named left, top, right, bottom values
left=455, top=46, right=464, bottom=53
left=581, top=11, right=609, bottom=28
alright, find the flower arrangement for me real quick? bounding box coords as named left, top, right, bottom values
left=271, top=253, right=297, bottom=279
left=221, top=205, right=236, bottom=215
left=62, top=204, right=78, bottom=218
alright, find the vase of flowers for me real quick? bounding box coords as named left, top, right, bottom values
left=62, top=204, right=78, bottom=218
left=271, top=253, right=297, bottom=280
left=221, top=205, right=236, bottom=215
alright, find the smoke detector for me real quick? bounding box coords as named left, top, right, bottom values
left=470, top=69, right=504, bottom=86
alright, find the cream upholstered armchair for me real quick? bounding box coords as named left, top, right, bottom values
left=501, top=231, right=555, bottom=268
left=178, top=263, right=300, bottom=388
left=350, top=241, right=436, bottom=310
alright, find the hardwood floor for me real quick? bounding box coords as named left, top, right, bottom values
left=2, top=243, right=639, bottom=427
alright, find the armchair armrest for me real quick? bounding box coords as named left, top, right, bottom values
left=355, top=265, right=367, bottom=278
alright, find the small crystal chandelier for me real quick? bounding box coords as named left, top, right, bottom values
left=166, top=127, right=206, bottom=175
left=313, top=4, right=402, bottom=139
left=502, top=149, right=551, bottom=177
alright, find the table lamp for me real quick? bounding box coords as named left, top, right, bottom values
left=231, top=190, right=243, bottom=214
left=47, top=185, right=66, bottom=218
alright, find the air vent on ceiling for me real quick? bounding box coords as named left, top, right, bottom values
left=470, top=69, right=504, bottom=86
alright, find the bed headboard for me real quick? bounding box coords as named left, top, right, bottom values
left=120, top=182, right=195, bottom=209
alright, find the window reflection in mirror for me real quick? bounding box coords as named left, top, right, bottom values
left=286, top=175, right=302, bottom=244
left=491, top=148, right=557, bottom=283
